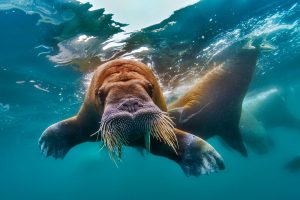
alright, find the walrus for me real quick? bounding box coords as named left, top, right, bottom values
left=39, top=59, right=225, bottom=177
left=168, top=47, right=260, bottom=157
left=240, top=87, right=300, bottom=154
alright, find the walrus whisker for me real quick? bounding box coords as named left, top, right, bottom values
left=90, top=122, right=102, bottom=140
left=96, top=126, right=102, bottom=142
left=98, top=110, right=178, bottom=162
left=98, top=143, right=106, bottom=152
left=90, top=131, right=97, bottom=137
left=99, top=118, right=130, bottom=162
left=144, top=112, right=178, bottom=154
left=145, top=130, right=151, bottom=153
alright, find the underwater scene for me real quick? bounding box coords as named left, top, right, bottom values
left=0, top=0, right=300, bottom=199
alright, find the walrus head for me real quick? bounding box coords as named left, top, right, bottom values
left=90, top=59, right=177, bottom=160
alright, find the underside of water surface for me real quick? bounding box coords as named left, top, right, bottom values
left=0, top=0, right=300, bottom=200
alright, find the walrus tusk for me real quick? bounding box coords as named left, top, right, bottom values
left=145, top=131, right=151, bottom=153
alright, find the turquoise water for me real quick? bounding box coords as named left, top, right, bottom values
left=0, top=0, right=300, bottom=199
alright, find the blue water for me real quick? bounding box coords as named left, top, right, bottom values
left=0, top=0, right=300, bottom=199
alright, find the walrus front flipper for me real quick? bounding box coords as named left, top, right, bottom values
left=168, top=48, right=259, bottom=156
left=39, top=116, right=92, bottom=159
left=151, top=128, right=225, bottom=177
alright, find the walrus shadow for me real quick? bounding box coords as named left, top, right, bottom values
left=284, top=156, right=300, bottom=173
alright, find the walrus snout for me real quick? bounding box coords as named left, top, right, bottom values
left=101, top=101, right=162, bottom=133
left=118, top=98, right=144, bottom=113
left=99, top=101, right=177, bottom=158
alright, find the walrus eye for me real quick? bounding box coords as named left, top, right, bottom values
left=146, top=82, right=154, bottom=97
left=97, top=89, right=106, bottom=104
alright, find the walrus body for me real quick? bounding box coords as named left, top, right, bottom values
left=243, top=87, right=300, bottom=130
left=39, top=47, right=259, bottom=176
left=169, top=48, right=259, bottom=157
left=39, top=59, right=225, bottom=176
left=240, top=87, right=300, bottom=154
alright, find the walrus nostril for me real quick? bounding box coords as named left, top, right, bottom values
left=119, top=99, right=143, bottom=113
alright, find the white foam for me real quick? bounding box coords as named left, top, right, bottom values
left=102, top=32, right=130, bottom=50
left=0, top=103, right=10, bottom=112
left=77, top=35, right=96, bottom=43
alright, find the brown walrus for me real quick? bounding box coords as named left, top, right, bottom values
left=168, top=48, right=260, bottom=157
left=39, top=59, right=225, bottom=177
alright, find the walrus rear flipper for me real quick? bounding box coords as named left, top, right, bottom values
left=168, top=48, right=259, bottom=156
left=219, top=128, right=248, bottom=157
